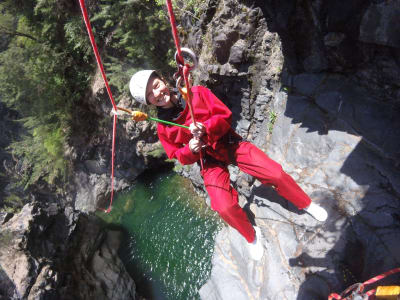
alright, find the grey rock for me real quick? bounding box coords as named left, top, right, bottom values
left=190, top=2, right=400, bottom=288
left=84, top=159, right=107, bottom=175
left=213, top=29, right=239, bottom=65
left=0, top=202, right=136, bottom=300
left=0, top=212, right=13, bottom=225
left=237, top=119, right=251, bottom=135
left=324, top=32, right=346, bottom=47
left=228, top=165, right=239, bottom=182
left=291, top=73, right=326, bottom=96
left=359, top=2, right=400, bottom=48
left=74, top=171, right=129, bottom=213
left=200, top=80, right=400, bottom=298
left=315, top=91, right=343, bottom=115
left=206, top=64, right=220, bottom=74
left=229, top=39, right=247, bottom=65
left=303, top=52, right=328, bottom=73
left=213, top=33, right=230, bottom=64
left=91, top=231, right=137, bottom=299
left=219, top=63, right=237, bottom=76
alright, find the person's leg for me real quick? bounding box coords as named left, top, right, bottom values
left=233, top=142, right=311, bottom=209
left=202, top=163, right=255, bottom=243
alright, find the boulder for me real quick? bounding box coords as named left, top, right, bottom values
left=0, top=202, right=137, bottom=300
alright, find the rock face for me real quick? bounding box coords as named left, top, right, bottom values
left=0, top=202, right=137, bottom=300
left=69, top=69, right=168, bottom=213
left=178, top=0, right=400, bottom=299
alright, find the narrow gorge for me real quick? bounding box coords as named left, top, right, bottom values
left=1, top=0, right=399, bottom=299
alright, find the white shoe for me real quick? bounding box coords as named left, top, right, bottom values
left=304, top=202, right=328, bottom=222
left=247, top=226, right=264, bottom=261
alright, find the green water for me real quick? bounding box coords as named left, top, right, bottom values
left=99, top=168, right=221, bottom=299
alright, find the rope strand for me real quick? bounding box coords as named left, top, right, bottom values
left=79, top=0, right=118, bottom=213
left=165, top=0, right=204, bottom=170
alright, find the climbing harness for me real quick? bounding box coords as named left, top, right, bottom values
left=114, top=106, right=189, bottom=129
left=165, top=0, right=204, bottom=169
left=328, top=267, right=400, bottom=300
left=78, top=0, right=118, bottom=213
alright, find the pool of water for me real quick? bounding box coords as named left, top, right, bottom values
left=98, top=168, right=221, bottom=299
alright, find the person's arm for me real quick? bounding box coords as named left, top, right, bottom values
left=158, top=130, right=200, bottom=165
left=199, top=87, right=232, bottom=143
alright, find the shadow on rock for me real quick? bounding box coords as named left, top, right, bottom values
left=272, top=73, right=400, bottom=299
left=250, top=0, right=400, bottom=296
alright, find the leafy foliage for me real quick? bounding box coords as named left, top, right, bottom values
left=96, top=0, right=176, bottom=99
left=268, top=110, right=277, bottom=134
left=0, top=1, right=90, bottom=189
left=0, top=0, right=207, bottom=196
left=3, top=194, right=24, bottom=213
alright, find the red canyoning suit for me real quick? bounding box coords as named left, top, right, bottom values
left=157, top=86, right=311, bottom=242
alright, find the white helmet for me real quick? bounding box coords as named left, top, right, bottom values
left=129, top=70, right=156, bottom=104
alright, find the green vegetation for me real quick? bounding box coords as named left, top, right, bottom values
left=172, top=0, right=208, bottom=20
left=173, top=163, right=183, bottom=172
left=268, top=110, right=277, bottom=134
left=3, top=194, right=24, bottom=213
left=147, top=145, right=166, bottom=159
left=0, top=0, right=203, bottom=193
left=0, top=1, right=89, bottom=188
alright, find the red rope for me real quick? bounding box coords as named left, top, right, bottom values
left=107, top=114, right=117, bottom=213
left=328, top=267, right=400, bottom=300
left=78, top=0, right=117, bottom=213
left=165, top=0, right=183, bottom=65
left=182, top=66, right=196, bottom=125
left=328, top=293, right=342, bottom=300
left=165, top=0, right=204, bottom=170
left=363, top=267, right=400, bottom=286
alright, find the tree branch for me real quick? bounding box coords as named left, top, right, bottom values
left=0, top=25, right=38, bottom=42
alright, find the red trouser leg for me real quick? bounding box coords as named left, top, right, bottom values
left=202, top=164, right=256, bottom=243
left=234, top=142, right=311, bottom=209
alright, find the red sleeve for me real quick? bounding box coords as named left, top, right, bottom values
left=157, top=127, right=200, bottom=165
left=199, top=87, right=232, bottom=144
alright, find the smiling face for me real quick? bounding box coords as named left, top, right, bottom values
left=145, top=75, right=174, bottom=108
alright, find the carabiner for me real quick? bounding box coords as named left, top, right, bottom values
left=174, top=47, right=198, bottom=71
left=175, top=74, right=192, bottom=90
left=340, top=283, right=368, bottom=300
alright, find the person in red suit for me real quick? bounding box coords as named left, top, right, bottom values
left=129, top=70, right=328, bottom=260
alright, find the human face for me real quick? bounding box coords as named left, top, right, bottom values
left=146, top=76, right=173, bottom=108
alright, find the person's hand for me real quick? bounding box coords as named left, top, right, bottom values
left=189, top=137, right=203, bottom=153
left=189, top=122, right=205, bottom=138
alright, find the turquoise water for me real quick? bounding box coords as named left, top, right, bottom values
left=99, top=168, right=221, bottom=299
